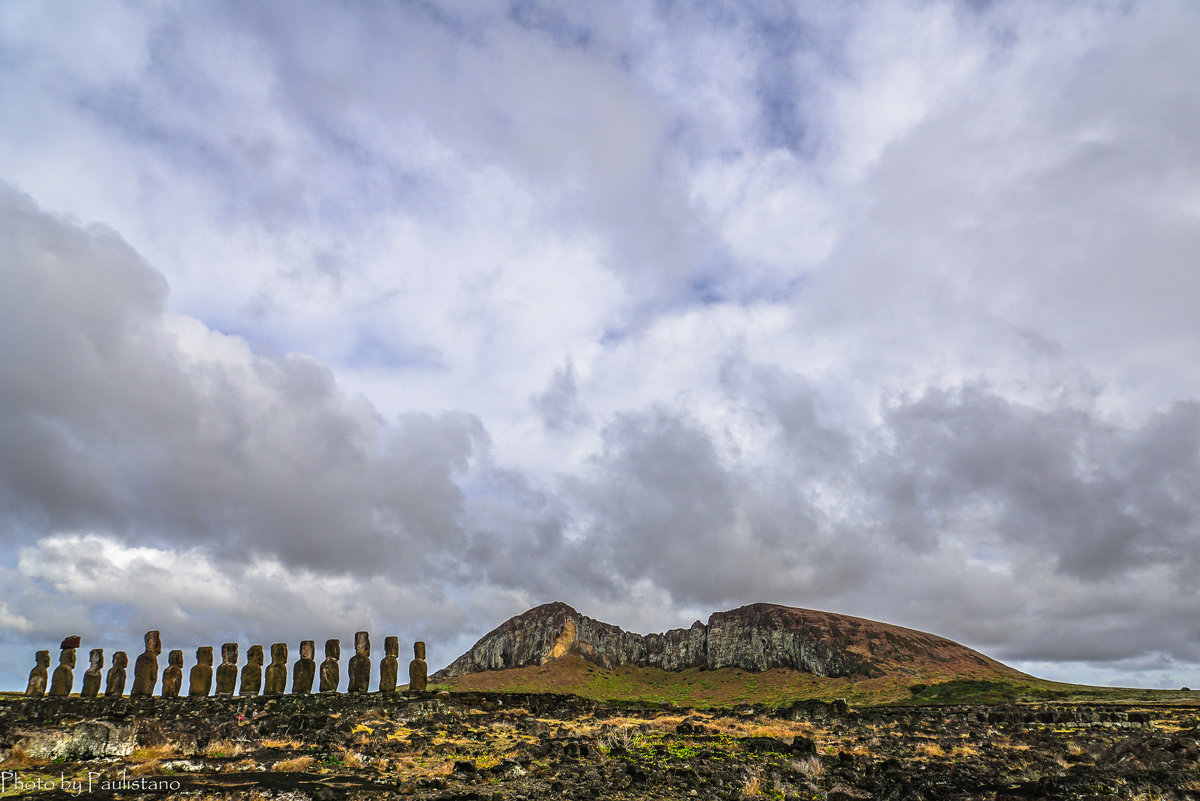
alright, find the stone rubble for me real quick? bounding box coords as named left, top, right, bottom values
left=2, top=690, right=1197, bottom=800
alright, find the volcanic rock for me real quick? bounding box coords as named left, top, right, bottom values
left=434, top=601, right=1018, bottom=681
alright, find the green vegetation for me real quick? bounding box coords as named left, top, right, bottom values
left=442, top=654, right=1200, bottom=708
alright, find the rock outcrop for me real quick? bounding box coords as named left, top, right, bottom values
left=0, top=691, right=1184, bottom=801
left=434, top=602, right=1016, bottom=681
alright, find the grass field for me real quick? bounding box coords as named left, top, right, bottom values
left=437, top=654, right=1200, bottom=708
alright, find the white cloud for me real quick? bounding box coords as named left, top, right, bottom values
left=1, top=0, right=1199, bottom=690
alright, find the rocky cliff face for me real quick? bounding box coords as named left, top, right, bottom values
left=434, top=602, right=1013, bottom=680
left=433, top=602, right=709, bottom=676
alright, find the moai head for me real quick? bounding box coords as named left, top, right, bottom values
left=89, top=649, right=104, bottom=671
left=197, top=646, right=213, bottom=666
left=113, top=651, right=128, bottom=668
left=36, top=650, right=50, bottom=668
left=385, top=636, right=399, bottom=658
left=248, top=645, right=264, bottom=666
left=354, top=631, right=370, bottom=657
left=221, top=643, right=238, bottom=666
left=61, top=648, right=76, bottom=668
left=414, top=641, right=426, bottom=660
left=325, top=639, right=340, bottom=660
left=271, top=643, right=287, bottom=664
left=300, top=640, right=315, bottom=660
left=145, top=630, right=162, bottom=655
left=168, top=649, right=183, bottom=668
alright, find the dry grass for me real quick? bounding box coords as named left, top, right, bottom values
left=791, top=755, right=824, bottom=778
left=741, top=771, right=763, bottom=797
left=707, top=716, right=817, bottom=740
left=495, top=706, right=532, bottom=718
left=0, top=744, right=49, bottom=769
left=914, top=742, right=946, bottom=758
left=260, top=738, right=304, bottom=750
left=203, top=740, right=249, bottom=758
left=600, top=726, right=641, bottom=751
left=391, top=754, right=454, bottom=778
left=129, top=759, right=163, bottom=775
left=131, top=745, right=177, bottom=761
left=273, top=755, right=315, bottom=772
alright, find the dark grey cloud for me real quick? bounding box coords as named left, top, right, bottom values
left=3, top=181, right=1200, bottom=687
left=874, top=387, right=1200, bottom=581
left=555, top=361, right=1200, bottom=668
left=0, top=185, right=486, bottom=578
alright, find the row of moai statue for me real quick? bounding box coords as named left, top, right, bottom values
left=25, top=631, right=428, bottom=698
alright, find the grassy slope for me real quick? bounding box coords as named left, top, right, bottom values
left=437, top=654, right=1200, bottom=708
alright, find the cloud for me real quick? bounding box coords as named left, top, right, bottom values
left=531, top=361, right=588, bottom=434
left=555, top=366, right=1200, bottom=668
left=0, top=531, right=495, bottom=689
left=0, top=185, right=488, bottom=578
left=1, top=1, right=1200, bottom=690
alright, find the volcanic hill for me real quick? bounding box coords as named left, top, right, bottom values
left=434, top=602, right=1033, bottom=706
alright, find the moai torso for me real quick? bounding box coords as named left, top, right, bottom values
left=215, top=643, right=238, bottom=695
left=161, top=649, right=183, bottom=697
left=25, top=650, right=50, bottom=697
left=131, top=630, right=161, bottom=696
left=379, top=636, right=399, bottom=694
left=105, top=651, right=128, bottom=697
left=292, top=640, right=316, bottom=694
left=239, top=645, right=263, bottom=696
left=320, top=639, right=340, bottom=692
left=49, top=648, right=76, bottom=696
left=408, top=641, right=428, bottom=692
left=264, top=643, right=287, bottom=695
left=81, top=649, right=104, bottom=697
left=348, top=631, right=371, bottom=693
left=189, top=647, right=214, bottom=697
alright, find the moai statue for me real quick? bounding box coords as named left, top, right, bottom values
left=408, top=641, right=428, bottom=692
left=81, top=649, right=104, bottom=697
left=131, top=630, right=162, bottom=696
left=214, top=643, right=238, bottom=695
left=189, top=647, right=214, bottom=697
left=379, top=636, right=399, bottom=694
left=319, top=639, right=340, bottom=692
left=239, top=645, right=263, bottom=696
left=25, top=650, right=50, bottom=697
left=348, top=631, right=371, bottom=693
left=49, top=647, right=76, bottom=696
left=105, top=651, right=128, bottom=697
left=292, top=640, right=316, bottom=694
left=264, top=643, right=288, bottom=695
left=161, top=650, right=184, bottom=697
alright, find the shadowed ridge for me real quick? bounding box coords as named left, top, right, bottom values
left=705, top=603, right=1020, bottom=678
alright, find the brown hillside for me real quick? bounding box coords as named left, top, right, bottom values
left=434, top=602, right=1029, bottom=705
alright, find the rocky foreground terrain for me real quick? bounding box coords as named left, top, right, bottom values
left=3, top=690, right=1200, bottom=801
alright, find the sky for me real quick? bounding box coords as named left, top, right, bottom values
left=1, top=0, right=1199, bottom=691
